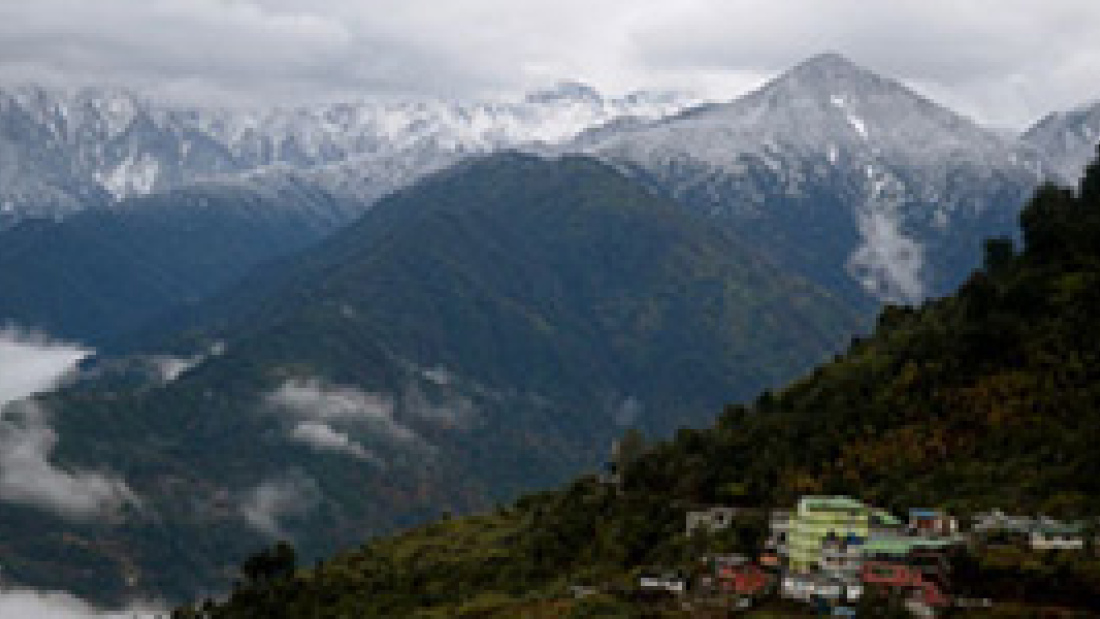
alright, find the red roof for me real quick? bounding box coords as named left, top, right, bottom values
left=717, top=564, right=772, bottom=596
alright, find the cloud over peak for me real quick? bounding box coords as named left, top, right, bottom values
left=0, top=1, right=1096, bottom=126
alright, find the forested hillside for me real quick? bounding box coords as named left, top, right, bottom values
left=189, top=147, right=1100, bottom=617
left=2, top=154, right=859, bottom=604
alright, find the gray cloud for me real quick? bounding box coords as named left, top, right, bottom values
left=145, top=342, right=225, bottom=383
left=0, top=401, right=140, bottom=522
left=288, top=421, right=382, bottom=464
left=0, top=328, right=139, bottom=521
left=401, top=381, right=478, bottom=428
left=266, top=377, right=420, bottom=445
left=0, top=1, right=1096, bottom=126
left=240, top=471, right=321, bottom=539
left=0, top=327, right=89, bottom=408
left=0, top=586, right=161, bottom=619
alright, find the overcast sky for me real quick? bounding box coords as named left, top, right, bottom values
left=0, top=0, right=1097, bottom=127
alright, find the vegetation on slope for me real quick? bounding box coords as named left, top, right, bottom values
left=1, top=153, right=859, bottom=604
left=188, top=147, right=1100, bottom=616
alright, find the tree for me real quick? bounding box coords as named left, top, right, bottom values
left=1080, top=143, right=1100, bottom=206
left=982, top=237, right=1015, bottom=274
left=1019, top=183, right=1074, bottom=256
left=614, top=428, right=647, bottom=482
left=241, top=541, right=297, bottom=585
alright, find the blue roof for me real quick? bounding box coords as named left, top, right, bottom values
left=909, top=509, right=939, bottom=518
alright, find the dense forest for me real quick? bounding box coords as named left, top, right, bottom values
left=179, top=146, right=1100, bottom=617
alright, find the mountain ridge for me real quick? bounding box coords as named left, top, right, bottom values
left=1, top=152, right=861, bottom=604
left=582, top=53, right=1053, bottom=308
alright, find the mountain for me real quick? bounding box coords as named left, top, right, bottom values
left=191, top=145, right=1100, bottom=619
left=3, top=58, right=1089, bottom=348
left=0, top=171, right=366, bottom=346
left=0, top=153, right=861, bottom=604
left=0, top=83, right=698, bottom=228
left=580, top=53, right=1051, bottom=308
left=1024, top=99, right=1100, bottom=181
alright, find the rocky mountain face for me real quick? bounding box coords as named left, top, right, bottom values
left=1023, top=98, right=1100, bottom=181
left=581, top=54, right=1055, bottom=307
left=0, top=83, right=697, bottom=228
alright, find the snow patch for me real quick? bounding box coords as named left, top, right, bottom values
left=95, top=154, right=160, bottom=201
left=830, top=95, right=868, bottom=140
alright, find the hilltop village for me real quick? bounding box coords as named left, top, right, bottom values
left=620, top=495, right=1094, bottom=616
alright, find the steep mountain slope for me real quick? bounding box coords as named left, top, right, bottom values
left=0, top=153, right=860, bottom=604
left=0, top=83, right=696, bottom=227
left=225, top=154, right=860, bottom=419
left=1024, top=99, right=1100, bottom=181
left=583, top=53, right=1051, bottom=308
left=0, top=173, right=361, bottom=345
left=193, top=150, right=1100, bottom=619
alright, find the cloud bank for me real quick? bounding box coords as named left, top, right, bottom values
left=266, top=378, right=422, bottom=459
left=288, top=421, right=380, bottom=463
left=0, top=327, right=138, bottom=521
left=0, top=401, right=140, bottom=521
left=0, top=0, right=1096, bottom=126
left=241, top=471, right=321, bottom=539
left=0, top=327, right=89, bottom=408
left=0, top=587, right=160, bottom=619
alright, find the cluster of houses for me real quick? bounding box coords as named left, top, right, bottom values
left=634, top=496, right=1093, bottom=616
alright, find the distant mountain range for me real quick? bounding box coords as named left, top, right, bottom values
left=0, top=81, right=696, bottom=227
left=3, top=54, right=1097, bottom=346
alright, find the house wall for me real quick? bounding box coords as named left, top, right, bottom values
left=787, top=499, right=871, bottom=572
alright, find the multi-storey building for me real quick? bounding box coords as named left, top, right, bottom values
left=786, top=496, right=900, bottom=573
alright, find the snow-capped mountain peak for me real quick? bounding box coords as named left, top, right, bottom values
left=583, top=55, right=1051, bottom=306
left=1023, top=99, right=1100, bottom=181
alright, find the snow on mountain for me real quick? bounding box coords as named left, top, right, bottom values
left=0, top=82, right=699, bottom=227
left=1023, top=99, right=1100, bottom=181
left=580, top=53, right=1053, bottom=305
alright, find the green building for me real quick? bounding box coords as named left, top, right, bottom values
left=786, top=496, right=900, bottom=572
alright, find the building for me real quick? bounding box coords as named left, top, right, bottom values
left=973, top=511, right=1087, bottom=550
left=972, top=509, right=1033, bottom=535
left=781, top=572, right=817, bottom=601
left=638, top=572, right=687, bottom=595
left=861, top=561, right=950, bottom=608
left=908, top=509, right=958, bottom=537
left=786, top=496, right=898, bottom=572
left=820, top=534, right=864, bottom=578
left=685, top=506, right=739, bottom=535
left=700, top=553, right=748, bottom=569
left=758, top=549, right=782, bottom=568
left=1029, top=519, right=1086, bottom=550
left=780, top=573, right=860, bottom=603
left=717, top=563, right=773, bottom=597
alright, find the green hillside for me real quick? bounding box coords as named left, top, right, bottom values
left=0, top=180, right=354, bottom=345
left=3, top=153, right=859, bottom=604
left=188, top=149, right=1100, bottom=616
